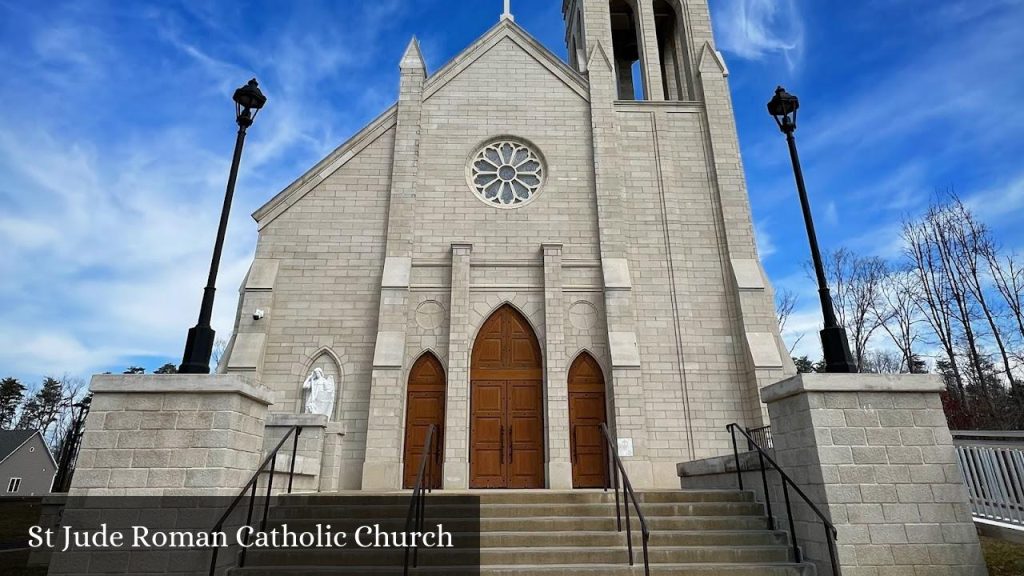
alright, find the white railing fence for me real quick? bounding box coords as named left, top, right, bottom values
left=953, top=431, right=1024, bottom=530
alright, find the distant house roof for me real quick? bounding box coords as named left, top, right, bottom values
left=0, top=430, right=40, bottom=465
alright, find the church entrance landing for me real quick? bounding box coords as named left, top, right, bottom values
left=470, top=305, right=545, bottom=488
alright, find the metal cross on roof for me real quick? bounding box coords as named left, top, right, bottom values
left=502, top=0, right=514, bottom=21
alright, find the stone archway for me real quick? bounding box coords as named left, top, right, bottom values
left=469, top=304, right=545, bottom=488
left=402, top=352, right=446, bottom=489
left=568, top=352, right=609, bottom=488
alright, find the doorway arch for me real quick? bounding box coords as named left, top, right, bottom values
left=402, top=352, right=446, bottom=489
left=470, top=304, right=545, bottom=488
left=568, top=352, right=609, bottom=488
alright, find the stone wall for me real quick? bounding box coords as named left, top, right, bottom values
left=71, top=374, right=272, bottom=497
left=763, top=374, right=987, bottom=576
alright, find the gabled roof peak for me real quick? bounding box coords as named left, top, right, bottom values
left=422, top=17, right=588, bottom=101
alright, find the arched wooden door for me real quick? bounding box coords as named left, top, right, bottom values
left=470, top=305, right=545, bottom=488
left=568, top=353, right=609, bottom=488
left=403, top=353, right=446, bottom=489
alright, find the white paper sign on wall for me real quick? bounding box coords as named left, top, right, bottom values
left=617, top=438, right=634, bottom=458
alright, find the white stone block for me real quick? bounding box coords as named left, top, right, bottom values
left=372, top=331, right=406, bottom=368
left=381, top=257, right=412, bottom=288
left=609, top=331, right=641, bottom=367
left=730, top=259, right=765, bottom=290
left=602, top=258, right=632, bottom=290
left=245, top=259, right=280, bottom=290
left=227, top=333, right=266, bottom=371
left=745, top=332, right=782, bottom=368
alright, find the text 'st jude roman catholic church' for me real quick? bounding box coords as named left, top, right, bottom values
left=218, top=0, right=792, bottom=491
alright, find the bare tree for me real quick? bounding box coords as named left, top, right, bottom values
left=873, top=266, right=923, bottom=372
left=941, top=197, right=1020, bottom=394
left=775, top=289, right=804, bottom=354
left=823, top=248, right=892, bottom=371
left=212, top=336, right=230, bottom=370
left=861, top=350, right=904, bottom=374
left=904, top=214, right=965, bottom=397
left=776, top=289, right=798, bottom=334
left=987, top=250, right=1024, bottom=343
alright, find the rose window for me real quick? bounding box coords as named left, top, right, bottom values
left=469, top=140, right=545, bottom=207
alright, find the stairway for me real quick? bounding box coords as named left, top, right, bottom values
left=229, top=490, right=814, bottom=575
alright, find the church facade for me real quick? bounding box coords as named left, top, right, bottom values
left=219, top=0, right=794, bottom=491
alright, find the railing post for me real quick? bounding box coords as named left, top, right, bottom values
left=288, top=426, right=301, bottom=494
left=825, top=525, right=840, bottom=576
left=260, top=453, right=276, bottom=534
left=623, top=473, right=633, bottom=566
left=729, top=424, right=743, bottom=490
left=782, top=480, right=801, bottom=562
left=238, top=479, right=258, bottom=568
left=208, top=535, right=220, bottom=576
left=758, top=448, right=774, bottom=530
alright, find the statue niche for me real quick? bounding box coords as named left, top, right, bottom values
left=302, top=367, right=337, bottom=418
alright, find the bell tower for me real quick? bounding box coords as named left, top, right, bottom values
left=563, top=0, right=702, bottom=101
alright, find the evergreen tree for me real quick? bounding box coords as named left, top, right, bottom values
left=154, top=363, right=178, bottom=374
left=0, top=377, right=25, bottom=429
left=793, top=356, right=816, bottom=373
left=17, top=377, right=67, bottom=435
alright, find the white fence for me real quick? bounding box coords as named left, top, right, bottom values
left=953, top=431, right=1024, bottom=530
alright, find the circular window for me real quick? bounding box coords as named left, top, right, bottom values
left=468, top=139, right=545, bottom=207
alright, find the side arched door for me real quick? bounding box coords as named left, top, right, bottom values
left=403, top=353, right=446, bottom=489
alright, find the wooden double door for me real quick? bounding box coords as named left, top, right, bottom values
left=470, top=305, right=545, bottom=488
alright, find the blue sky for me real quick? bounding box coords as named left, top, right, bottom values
left=0, top=0, right=1022, bottom=386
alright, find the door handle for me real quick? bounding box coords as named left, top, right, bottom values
left=499, top=425, right=505, bottom=465
left=571, top=427, right=578, bottom=464
left=507, top=424, right=513, bottom=465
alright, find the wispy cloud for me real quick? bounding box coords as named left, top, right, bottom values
left=0, top=0, right=426, bottom=383
left=712, top=0, right=804, bottom=72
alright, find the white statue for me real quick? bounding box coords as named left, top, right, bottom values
left=302, top=368, right=336, bottom=418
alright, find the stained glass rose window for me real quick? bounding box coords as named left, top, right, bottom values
left=469, top=140, right=545, bottom=207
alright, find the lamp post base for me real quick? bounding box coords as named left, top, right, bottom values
left=820, top=326, right=857, bottom=373
left=179, top=325, right=216, bottom=374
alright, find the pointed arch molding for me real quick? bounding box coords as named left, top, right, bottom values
left=409, top=348, right=447, bottom=374
left=569, top=348, right=610, bottom=378
left=469, top=297, right=546, bottom=354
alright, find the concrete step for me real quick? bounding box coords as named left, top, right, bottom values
left=477, top=530, right=789, bottom=548
left=231, top=562, right=815, bottom=575
left=244, top=545, right=794, bottom=566
left=263, top=515, right=773, bottom=532
left=268, top=502, right=766, bottom=520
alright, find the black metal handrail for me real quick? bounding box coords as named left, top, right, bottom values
left=403, top=424, right=437, bottom=576
left=599, top=423, right=650, bottom=576
left=727, top=423, right=840, bottom=576
left=208, top=425, right=302, bottom=576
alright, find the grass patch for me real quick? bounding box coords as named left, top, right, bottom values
left=982, top=536, right=1024, bottom=576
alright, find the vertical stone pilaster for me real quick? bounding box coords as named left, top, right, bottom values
left=697, top=40, right=793, bottom=427
left=635, top=0, right=666, bottom=101
left=584, top=40, right=654, bottom=486
left=361, top=38, right=426, bottom=491
left=443, top=243, right=473, bottom=489
left=542, top=244, right=572, bottom=488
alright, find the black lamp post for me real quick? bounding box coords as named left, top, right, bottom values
left=768, top=86, right=856, bottom=373
left=179, top=78, right=267, bottom=374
